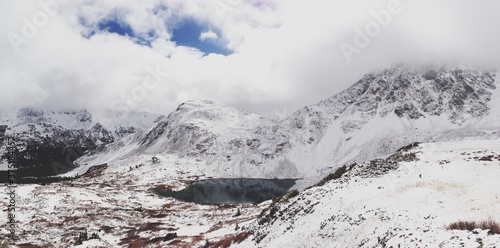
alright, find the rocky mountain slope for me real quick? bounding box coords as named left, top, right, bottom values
left=284, top=65, right=499, bottom=182
left=0, top=108, right=162, bottom=177
left=73, top=65, right=500, bottom=186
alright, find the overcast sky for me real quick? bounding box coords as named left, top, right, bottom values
left=1, top=0, right=500, bottom=117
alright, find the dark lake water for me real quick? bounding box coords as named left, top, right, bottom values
left=148, top=178, right=298, bottom=204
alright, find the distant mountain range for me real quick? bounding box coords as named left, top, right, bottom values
left=67, top=64, right=500, bottom=186
left=0, top=108, right=162, bottom=178
left=1, top=65, right=499, bottom=182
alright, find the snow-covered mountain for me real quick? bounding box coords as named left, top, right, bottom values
left=0, top=108, right=162, bottom=176
left=285, top=65, right=500, bottom=183
left=75, top=100, right=298, bottom=178
left=74, top=65, right=500, bottom=185
left=3, top=64, right=500, bottom=247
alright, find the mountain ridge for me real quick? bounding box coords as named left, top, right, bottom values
left=0, top=107, right=162, bottom=177
left=70, top=65, right=500, bottom=185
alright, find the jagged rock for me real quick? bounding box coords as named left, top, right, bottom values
left=76, top=109, right=92, bottom=123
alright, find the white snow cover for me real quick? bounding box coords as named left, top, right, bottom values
left=240, top=140, right=500, bottom=248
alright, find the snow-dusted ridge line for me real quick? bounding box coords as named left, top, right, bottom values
left=74, top=65, right=500, bottom=185
left=5, top=65, right=492, bottom=182
left=0, top=107, right=162, bottom=172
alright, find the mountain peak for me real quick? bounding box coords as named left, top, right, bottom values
left=76, top=109, right=92, bottom=123
left=371, top=66, right=496, bottom=122
left=175, top=100, right=251, bottom=116
left=312, top=65, right=497, bottom=125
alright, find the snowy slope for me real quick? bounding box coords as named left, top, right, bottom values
left=74, top=100, right=299, bottom=179
left=241, top=139, right=500, bottom=248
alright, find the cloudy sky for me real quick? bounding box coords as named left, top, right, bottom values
left=1, top=0, right=500, bottom=117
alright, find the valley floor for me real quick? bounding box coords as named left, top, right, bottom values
left=0, top=155, right=260, bottom=247
left=1, top=139, right=500, bottom=247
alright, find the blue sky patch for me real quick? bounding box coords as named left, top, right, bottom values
left=171, top=18, right=232, bottom=56
left=81, top=15, right=153, bottom=47
left=81, top=14, right=230, bottom=54
left=97, top=18, right=134, bottom=37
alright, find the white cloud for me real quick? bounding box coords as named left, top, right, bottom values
left=199, top=30, right=218, bottom=41
left=1, top=0, right=500, bottom=117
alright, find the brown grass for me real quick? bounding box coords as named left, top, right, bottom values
left=81, top=164, right=108, bottom=178
left=232, top=232, right=251, bottom=243
left=143, top=209, right=170, bottom=218
left=207, top=222, right=224, bottom=233
left=162, top=202, right=176, bottom=208
left=119, top=235, right=148, bottom=247
left=100, top=225, right=114, bottom=233
left=18, top=244, right=50, bottom=248
left=137, top=222, right=163, bottom=232
left=209, top=232, right=251, bottom=248
left=191, top=235, right=205, bottom=243
left=210, top=237, right=232, bottom=248
left=166, top=239, right=183, bottom=246
left=447, top=220, right=500, bottom=235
